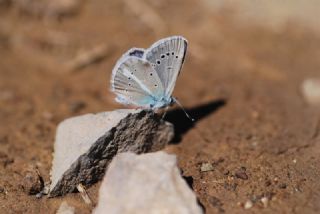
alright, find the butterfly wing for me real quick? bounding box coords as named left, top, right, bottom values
left=144, top=36, right=187, bottom=97
left=124, top=47, right=145, bottom=58
left=111, top=56, right=165, bottom=108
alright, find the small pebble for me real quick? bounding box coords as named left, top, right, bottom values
left=69, top=101, right=86, bottom=113
left=265, top=180, right=272, bottom=187
left=261, top=197, right=268, bottom=208
left=42, top=183, right=50, bottom=195
left=200, top=163, right=214, bottom=172
left=278, top=183, right=287, bottom=189
left=223, top=169, right=230, bottom=175
left=235, top=167, right=248, bottom=180
left=36, top=192, right=43, bottom=199
left=21, top=169, right=44, bottom=195
left=301, top=78, right=320, bottom=105
left=244, top=200, right=253, bottom=209
left=293, top=159, right=297, bottom=164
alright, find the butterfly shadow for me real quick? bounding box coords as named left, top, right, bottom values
left=164, top=99, right=226, bottom=144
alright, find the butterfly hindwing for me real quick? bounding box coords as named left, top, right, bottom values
left=144, top=36, right=187, bottom=97
left=111, top=56, right=165, bottom=107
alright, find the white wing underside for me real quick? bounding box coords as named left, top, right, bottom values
left=145, top=36, right=187, bottom=97
left=111, top=36, right=187, bottom=108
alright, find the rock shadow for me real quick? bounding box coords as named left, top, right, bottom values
left=165, top=99, right=226, bottom=143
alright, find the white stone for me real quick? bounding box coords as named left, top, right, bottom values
left=301, top=78, right=320, bottom=105
left=261, top=197, right=269, bottom=208
left=244, top=200, right=253, bottom=209
left=50, top=109, right=140, bottom=192
left=93, top=152, right=203, bottom=214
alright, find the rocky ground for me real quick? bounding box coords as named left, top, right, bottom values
left=0, top=0, right=320, bottom=213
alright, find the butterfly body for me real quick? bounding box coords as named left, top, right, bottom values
left=111, top=36, right=187, bottom=110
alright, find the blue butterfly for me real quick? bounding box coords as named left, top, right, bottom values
left=110, top=36, right=193, bottom=120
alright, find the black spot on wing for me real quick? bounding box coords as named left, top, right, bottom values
left=128, top=49, right=144, bottom=58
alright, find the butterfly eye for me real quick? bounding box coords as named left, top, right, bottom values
left=154, top=84, right=158, bottom=87
left=156, top=60, right=161, bottom=64
left=171, top=52, right=174, bottom=55
left=175, top=56, right=178, bottom=58
left=150, top=73, right=153, bottom=76
left=161, top=55, right=165, bottom=59
left=166, top=52, right=170, bottom=56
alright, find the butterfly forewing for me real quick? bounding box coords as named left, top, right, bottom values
left=144, top=36, right=187, bottom=97
left=111, top=56, right=165, bottom=107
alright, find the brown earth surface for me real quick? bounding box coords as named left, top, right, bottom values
left=0, top=0, right=320, bottom=213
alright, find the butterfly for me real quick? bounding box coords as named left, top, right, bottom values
left=110, top=36, right=193, bottom=120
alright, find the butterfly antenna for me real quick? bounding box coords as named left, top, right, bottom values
left=172, top=97, right=195, bottom=122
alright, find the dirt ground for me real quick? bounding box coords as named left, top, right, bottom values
left=0, top=0, right=320, bottom=213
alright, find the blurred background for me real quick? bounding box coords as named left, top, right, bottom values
left=0, top=0, right=320, bottom=213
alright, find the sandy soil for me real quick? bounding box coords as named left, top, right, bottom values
left=0, top=0, right=320, bottom=213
